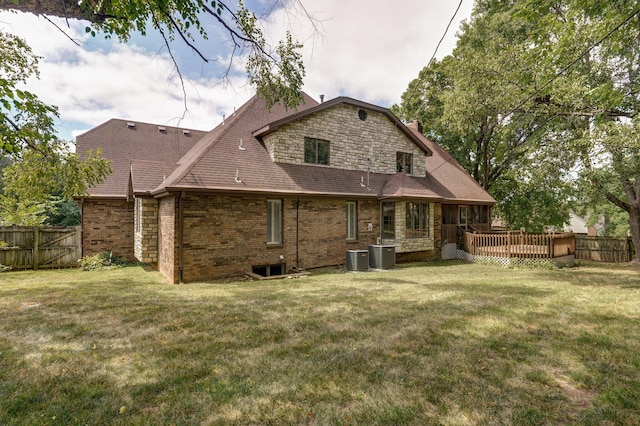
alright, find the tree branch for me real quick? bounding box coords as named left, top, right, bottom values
left=1, top=113, right=46, bottom=154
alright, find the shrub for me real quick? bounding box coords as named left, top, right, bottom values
left=78, top=252, right=127, bottom=271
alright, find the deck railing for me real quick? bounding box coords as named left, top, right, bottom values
left=465, top=231, right=575, bottom=259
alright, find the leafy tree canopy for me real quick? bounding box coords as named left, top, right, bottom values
left=394, top=0, right=640, bottom=260
left=0, top=31, right=110, bottom=225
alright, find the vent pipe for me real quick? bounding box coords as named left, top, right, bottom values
left=320, top=94, right=325, bottom=103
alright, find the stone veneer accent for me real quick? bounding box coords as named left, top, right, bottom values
left=263, top=104, right=427, bottom=177
left=134, top=197, right=159, bottom=264
left=161, top=193, right=381, bottom=283
left=158, top=196, right=177, bottom=283
left=81, top=199, right=135, bottom=261
left=382, top=201, right=442, bottom=262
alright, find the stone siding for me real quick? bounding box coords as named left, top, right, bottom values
left=158, top=196, right=177, bottom=283
left=134, top=197, right=159, bottom=264
left=81, top=199, right=135, bottom=261
left=381, top=201, right=442, bottom=261
left=263, top=104, right=427, bottom=177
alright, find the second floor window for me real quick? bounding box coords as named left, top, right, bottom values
left=397, top=152, right=413, bottom=174
left=305, top=137, right=330, bottom=165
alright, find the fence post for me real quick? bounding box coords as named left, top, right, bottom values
left=33, top=226, right=39, bottom=270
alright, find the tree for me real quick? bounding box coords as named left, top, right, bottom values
left=395, top=0, right=640, bottom=260
left=0, top=138, right=110, bottom=225
left=514, top=0, right=640, bottom=262
left=2, top=0, right=306, bottom=111
left=392, top=4, right=573, bottom=232
left=0, top=31, right=59, bottom=154
left=0, top=31, right=110, bottom=225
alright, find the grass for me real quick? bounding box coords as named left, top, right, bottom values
left=1, top=261, right=639, bottom=425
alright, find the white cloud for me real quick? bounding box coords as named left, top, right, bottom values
left=0, top=1, right=472, bottom=139
left=1, top=11, right=252, bottom=139
left=267, top=0, right=473, bottom=105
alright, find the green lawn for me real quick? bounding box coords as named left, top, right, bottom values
left=1, top=261, right=639, bottom=425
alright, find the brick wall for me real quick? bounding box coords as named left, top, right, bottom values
left=158, top=196, right=177, bottom=283
left=134, top=197, right=159, bottom=264
left=263, top=104, right=427, bottom=177
left=171, top=194, right=380, bottom=283
left=81, top=199, right=135, bottom=261
left=154, top=193, right=445, bottom=283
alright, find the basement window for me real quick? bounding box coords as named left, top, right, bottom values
left=252, top=263, right=286, bottom=277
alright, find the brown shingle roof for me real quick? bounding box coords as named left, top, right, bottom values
left=77, top=119, right=206, bottom=198
left=130, top=160, right=179, bottom=195
left=156, top=93, right=320, bottom=194
left=413, top=128, right=496, bottom=204
left=80, top=94, right=494, bottom=205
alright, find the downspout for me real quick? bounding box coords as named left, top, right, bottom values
left=178, top=191, right=185, bottom=283
left=296, top=198, right=300, bottom=269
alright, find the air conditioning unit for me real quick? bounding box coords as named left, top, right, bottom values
left=346, top=250, right=369, bottom=272
left=368, top=245, right=395, bottom=269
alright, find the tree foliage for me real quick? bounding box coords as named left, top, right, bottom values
left=0, top=31, right=59, bottom=155
left=0, top=31, right=110, bottom=225
left=392, top=5, right=574, bottom=232
left=3, top=0, right=306, bottom=111
left=395, top=0, right=640, bottom=259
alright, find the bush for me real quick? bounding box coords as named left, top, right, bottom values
left=78, top=252, right=127, bottom=271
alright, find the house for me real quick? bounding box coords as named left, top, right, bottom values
left=564, top=211, right=602, bottom=236
left=77, top=93, right=495, bottom=283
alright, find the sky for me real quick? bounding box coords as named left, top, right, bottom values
left=0, top=0, right=473, bottom=141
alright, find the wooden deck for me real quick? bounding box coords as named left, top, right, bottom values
left=465, top=231, right=575, bottom=260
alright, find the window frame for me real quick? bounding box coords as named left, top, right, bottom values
left=266, top=199, right=283, bottom=246
left=396, top=152, right=413, bottom=174
left=346, top=201, right=358, bottom=241
left=304, top=137, right=330, bottom=165
left=405, top=202, right=430, bottom=239
left=382, top=202, right=396, bottom=240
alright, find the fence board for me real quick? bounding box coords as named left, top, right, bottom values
left=0, top=226, right=81, bottom=270
left=575, top=235, right=635, bottom=262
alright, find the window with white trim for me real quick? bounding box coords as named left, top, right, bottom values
left=346, top=201, right=357, bottom=240
left=267, top=199, right=282, bottom=245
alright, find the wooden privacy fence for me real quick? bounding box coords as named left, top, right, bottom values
left=465, top=231, right=576, bottom=259
left=576, top=235, right=636, bottom=262
left=0, top=226, right=81, bottom=270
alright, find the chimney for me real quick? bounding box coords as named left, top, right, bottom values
left=320, top=94, right=325, bottom=103
left=406, top=119, right=423, bottom=134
